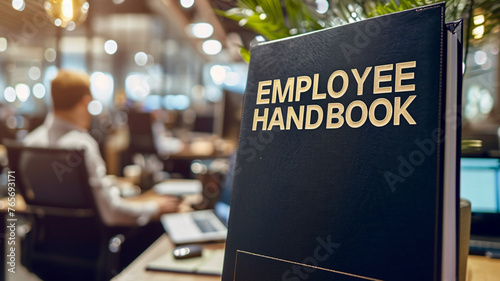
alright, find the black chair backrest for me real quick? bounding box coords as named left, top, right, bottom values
left=127, top=111, right=157, bottom=154
left=4, top=140, right=122, bottom=281
left=4, top=141, right=96, bottom=214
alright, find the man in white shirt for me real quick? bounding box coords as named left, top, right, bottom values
left=24, top=70, right=180, bottom=226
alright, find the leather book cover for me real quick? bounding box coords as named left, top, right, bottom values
left=223, top=3, right=458, bottom=281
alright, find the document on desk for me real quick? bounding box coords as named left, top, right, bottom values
left=146, top=248, right=225, bottom=276
left=153, top=179, right=202, bottom=196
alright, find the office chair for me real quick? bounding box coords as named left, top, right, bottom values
left=4, top=141, right=126, bottom=281
left=126, top=111, right=171, bottom=189
left=127, top=111, right=158, bottom=155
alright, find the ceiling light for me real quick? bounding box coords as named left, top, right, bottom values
left=29, top=66, right=41, bottom=80
left=210, top=65, right=226, bottom=85
left=33, top=83, right=46, bottom=99
left=66, top=21, right=76, bottom=31
left=88, top=100, right=103, bottom=116
left=104, top=40, right=118, bottom=55
left=44, top=0, right=89, bottom=29
left=202, top=40, right=222, bottom=55
left=473, top=15, right=485, bottom=26
left=316, top=0, right=329, bottom=14
left=12, top=0, right=25, bottom=11
left=474, top=50, right=488, bottom=65
left=125, top=73, right=150, bottom=100
left=4, top=87, right=16, bottom=103
left=134, top=52, right=148, bottom=66
left=0, top=38, right=7, bottom=52
left=15, top=84, right=30, bottom=102
left=472, top=25, right=484, bottom=40
left=190, top=23, right=213, bottom=39
left=62, top=0, right=73, bottom=20
left=180, top=0, right=194, bottom=9
left=44, top=48, right=57, bottom=62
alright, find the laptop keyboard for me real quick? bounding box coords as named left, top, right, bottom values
left=193, top=217, right=218, bottom=233
left=469, top=239, right=500, bottom=254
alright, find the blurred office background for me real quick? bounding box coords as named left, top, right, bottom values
left=0, top=0, right=498, bottom=213
left=0, top=0, right=258, bottom=181
left=0, top=1, right=253, bottom=280
left=0, top=0, right=498, bottom=164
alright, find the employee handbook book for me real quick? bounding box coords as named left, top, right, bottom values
left=222, top=3, right=462, bottom=281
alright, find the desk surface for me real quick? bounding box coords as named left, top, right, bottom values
left=114, top=235, right=500, bottom=281
left=112, top=235, right=223, bottom=281
left=3, top=196, right=498, bottom=281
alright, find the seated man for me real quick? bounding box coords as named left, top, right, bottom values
left=24, top=70, right=179, bottom=225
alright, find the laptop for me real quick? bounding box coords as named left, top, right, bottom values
left=160, top=156, right=235, bottom=245
left=461, top=157, right=500, bottom=256
left=161, top=208, right=228, bottom=245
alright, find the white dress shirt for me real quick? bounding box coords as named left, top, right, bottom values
left=24, top=115, right=159, bottom=226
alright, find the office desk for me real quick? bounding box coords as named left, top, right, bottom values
left=114, top=235, right=500, bottom=281
left=2, top=195, right=498, bottom=281
left=112, top=235, right=223, bottom=281
left=466, top=255, right=500, bottom=281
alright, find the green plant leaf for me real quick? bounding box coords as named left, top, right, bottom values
left=216, top=0, right=500, bottom=61
left=239, top=46, right=251, bottom=63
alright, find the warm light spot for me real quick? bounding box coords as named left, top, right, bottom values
left=62, top=0, right=74, bottom=20
left=66, top=21, right=76, bottom=31
left=209, top=65, right=226, bottom=85
left=473, top=15, right=485, bottom=25
left=472, top=26, right=484, bottom=40
left=15, top=84, right=30, bottom=102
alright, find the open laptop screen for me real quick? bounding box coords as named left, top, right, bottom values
left=461, top=157, right=500, bottom=214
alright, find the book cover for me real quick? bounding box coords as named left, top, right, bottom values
left=222, top=3, right=458, bottom=281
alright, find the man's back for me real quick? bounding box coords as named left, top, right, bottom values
left=24, top=115, right=158, bottom=226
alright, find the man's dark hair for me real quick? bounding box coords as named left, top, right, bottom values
left=51, top=70, right=92, bottom=111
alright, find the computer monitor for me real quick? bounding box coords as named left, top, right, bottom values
left=220, top=91, right=242, bottom=143
left=192, top=115, right=215, bottom=134
left=461, top=157, right=500, bottom=236
left=127, top=111, right=157, bottom=154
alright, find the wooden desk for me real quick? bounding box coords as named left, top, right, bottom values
left=112, top=235, right=223, bottom=281
left=466, top=255, right=500, bottom=281
left=114, top=235, right=500, bottom=281
left=3, top=196, right=498, bottom=281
